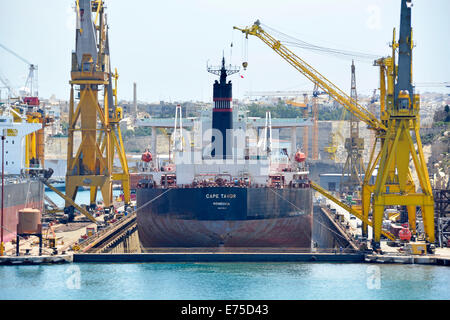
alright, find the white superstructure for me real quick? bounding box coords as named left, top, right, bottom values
left=0, top=109, right=42, bottom=175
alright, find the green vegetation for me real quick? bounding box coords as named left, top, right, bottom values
left=246, top=102, right=303, bottom=118
left=61, top=121, right=69, bottom=135
left=433, top=105, right=450, bottom=123
left=318, top=107, right=351, bottom=121
left=421, top=105, right=450, bottom=145
left=123, top=127, right=152, bottom=138
left=52, top=133, right=68, bottom=138
left=421, top=133, right=436, bottom=145
left=245, top=101, right=350, bottom=120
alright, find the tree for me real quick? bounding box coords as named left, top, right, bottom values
left=433, top=105, right=450, bottom=123
left=61, top=121, right=69, bottom=135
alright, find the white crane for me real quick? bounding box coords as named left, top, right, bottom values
left=0, top=43, right=38, bottom=98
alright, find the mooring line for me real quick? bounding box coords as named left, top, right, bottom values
left=132, top=188, right=173, bottom=214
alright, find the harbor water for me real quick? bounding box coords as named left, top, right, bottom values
left=34, top=190, right=450, bottom=300
left=0, top=263, right=449, bottom=300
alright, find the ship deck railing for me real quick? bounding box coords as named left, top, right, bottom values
left=138, top=183, right=312, bottom=190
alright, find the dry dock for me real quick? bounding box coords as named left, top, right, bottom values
left=2, top=197, right=449, bottom=266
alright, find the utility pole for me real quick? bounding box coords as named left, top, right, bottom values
left=133, top=82, right=137, bottom=119
left=302, top=94, right=309, bottom=157
left=312, top=84, right=319, bottom=160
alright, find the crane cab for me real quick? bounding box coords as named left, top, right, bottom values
left=115, top=107, right=123, bottom=120
left=81, top=54, right=94, bottom=73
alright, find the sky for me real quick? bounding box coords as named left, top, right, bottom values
left=0, top=0, right=449, bottom=103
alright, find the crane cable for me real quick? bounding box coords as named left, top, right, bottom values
left=261, top=23, right=381, bottom=62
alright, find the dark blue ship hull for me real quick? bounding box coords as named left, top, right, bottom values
left=136, top=186, right=313, bottom=248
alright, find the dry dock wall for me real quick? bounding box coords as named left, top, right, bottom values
left=312, top=205, right=352, bottom=250
left=73, top=252, right=365, bottom=263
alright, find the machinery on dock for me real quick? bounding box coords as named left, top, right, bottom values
left=64, top=0, right=130, bottom=220
left=234, top=0, right=435, bottom=250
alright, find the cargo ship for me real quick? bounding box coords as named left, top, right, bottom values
left=135, top=58, right=313, bottom=248
left=0, top=104, right=45, bottom=243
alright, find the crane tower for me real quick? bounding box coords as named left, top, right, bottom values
left=340, top=61, right=365, bottom=193
left=65, top=0, right=130, bottom=219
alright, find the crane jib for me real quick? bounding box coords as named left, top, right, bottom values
left=234, top=24, right=386, bottom=133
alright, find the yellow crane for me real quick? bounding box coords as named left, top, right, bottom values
left=234, top=21, right=386, bottom=134
left=65, top=0, right=130, bottom=219
left=362, top=25, right=427, bottom=242
left=234, top=0, right=435, bottom=249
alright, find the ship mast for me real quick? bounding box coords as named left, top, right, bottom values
left=207, top=57, right=239, bottom=160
